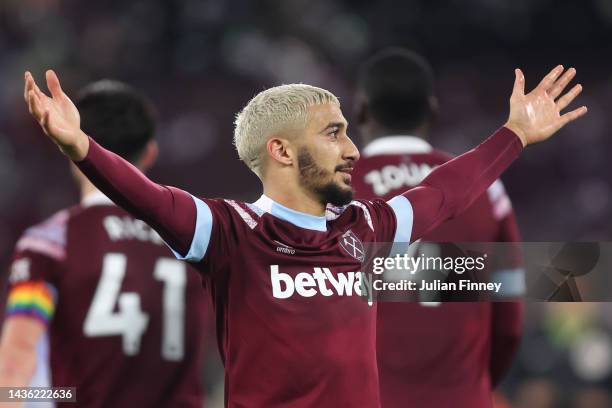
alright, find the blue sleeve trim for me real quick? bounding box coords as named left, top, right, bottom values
left=387, top=195, right=413, bottom=243
left=492, top=268, right=526, bottom=297
left=170, top=196, right=213, bottom=262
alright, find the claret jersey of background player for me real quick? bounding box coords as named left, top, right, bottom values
left=7, top=192, right=210, bottom=408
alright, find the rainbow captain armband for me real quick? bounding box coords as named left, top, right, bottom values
left=6, top=281, right=57, bottom=325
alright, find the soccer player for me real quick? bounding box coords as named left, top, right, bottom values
left=22, top=66, right=584, bottom=407
left=0, top=81, right=209, bottom=407
left=352, top=48, right=526, bottom=407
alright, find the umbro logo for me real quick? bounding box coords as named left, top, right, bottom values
left=274, top=240, right=296, bottom=255
left=339, top=230, right=365, bottom=262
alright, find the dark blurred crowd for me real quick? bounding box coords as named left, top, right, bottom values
left=1, top=0, right=611, bottom=406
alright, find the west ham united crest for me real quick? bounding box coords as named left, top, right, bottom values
left=339, top=230, right=365, bottom=262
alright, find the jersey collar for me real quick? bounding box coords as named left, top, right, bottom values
left=362, top=135, right=432, bottom=157
left=81, top=190, right=114, bottom=207
left=252, top=195, right=327, bottom=232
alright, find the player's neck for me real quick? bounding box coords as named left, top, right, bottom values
left=363, top=123, right=429, bottom=145
left=263, top=184, right=326, bottom=216
left=79, top=179, right=99, bottom=201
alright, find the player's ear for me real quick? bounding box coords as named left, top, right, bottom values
left=138, top=140, right=159, bottom=172
left=266, top=137, right=293, bottom=167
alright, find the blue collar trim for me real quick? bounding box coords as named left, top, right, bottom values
left=252, top=195, right=327, bottom=232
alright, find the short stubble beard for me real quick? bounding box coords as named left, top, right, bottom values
left=297, top=147, right=353, bottom=207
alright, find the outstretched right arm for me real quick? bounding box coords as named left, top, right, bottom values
left=25, top=70, right=196, bottom=257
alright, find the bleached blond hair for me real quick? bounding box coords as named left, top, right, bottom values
left=234, top=84, right=340, bottom=177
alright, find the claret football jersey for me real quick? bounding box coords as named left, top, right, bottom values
left=6, top=192, right=209, bottom=408
left=173, top=194, right=413, bottom=407
left=74, top=126, right=523, bottom=407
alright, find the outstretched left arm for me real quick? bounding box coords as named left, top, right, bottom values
left=388, top=66, right=586, bottom=242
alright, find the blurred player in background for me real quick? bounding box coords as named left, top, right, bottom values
left=22, top=64, right=584, bottom=407
left=0, top=81, right=209, bottom=407
left=353, top=48, right=526, bottom=407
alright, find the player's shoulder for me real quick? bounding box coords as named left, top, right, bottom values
left=326, top=199, right=394, bottom=232
left=15, top=207, right=76, bottom=261
left=199, top=197, right=261, bottom=230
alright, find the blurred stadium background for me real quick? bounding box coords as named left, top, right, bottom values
left=1, top=0, right=611, bottom=407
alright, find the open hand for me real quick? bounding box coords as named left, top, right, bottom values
left=505, top=65, right=587, bottom=147
left=25, top=70, right=89, bottom=161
